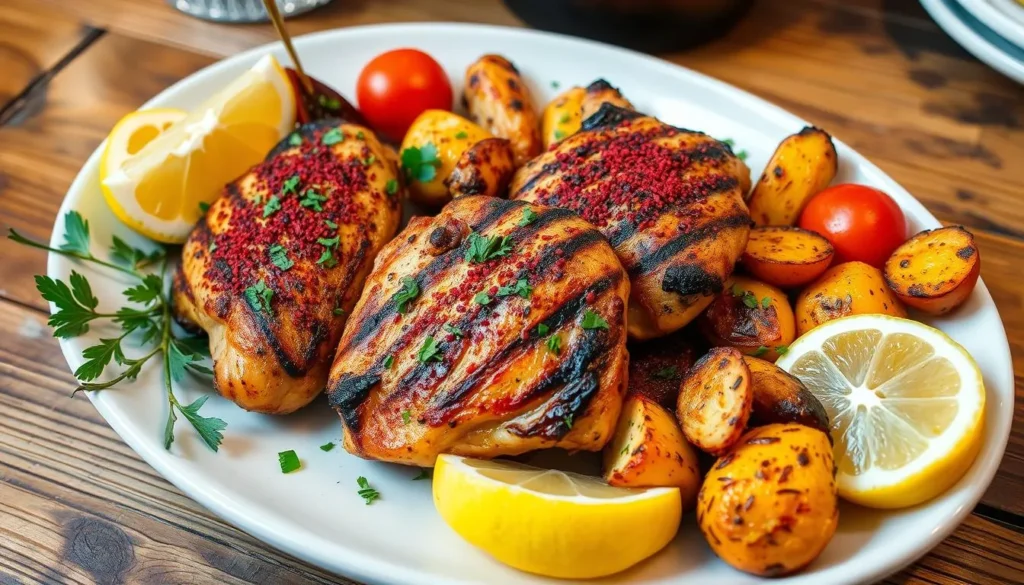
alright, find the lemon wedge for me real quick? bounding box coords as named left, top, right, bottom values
left=101, top=108, right=187, bottom=179
left=102, top=54, right=295, bottom=243
left=432, top=454, right=680, bottom=579
left=776, top=315, right=985, bottom=508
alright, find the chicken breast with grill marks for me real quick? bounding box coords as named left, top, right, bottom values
left=327, top=196, right=630, bottom=466
left=172, top=120, right=401, bottom=414
left=511, top=104, right=752, bottom=340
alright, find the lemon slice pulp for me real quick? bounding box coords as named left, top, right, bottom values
left=432, top=454, right=681, bottom=579
left=776, top=314, right=985, bottom=508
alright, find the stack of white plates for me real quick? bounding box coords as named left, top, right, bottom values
left=921, top=0, right=1024, bottom=83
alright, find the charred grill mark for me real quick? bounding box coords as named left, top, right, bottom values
left=327, top=372, right=381, bottom=433
left=586, top=78, right=615, bottom=93
left=629, top=212, right=752, bottom=277
left=522, top=229, right=605, bottom=276
left=606, top=175, right=740, bottom=247
left=249, top=305, right=304, bottom=378
left=580, top=103, right=644, bottom=131
left=662, top=264, right=723, bottom=298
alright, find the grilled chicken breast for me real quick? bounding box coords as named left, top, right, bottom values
left=327, top=196, right=630, bottom=466
left=511, top=104, right=752, bottom=340
left=172, top=121, right=401, bottom=414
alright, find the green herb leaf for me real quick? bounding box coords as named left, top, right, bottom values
left=497, top=278, right=532, bottom=299
left=412, top=469, right=431, bottom=481
left=417, top=336, right=442, bottom=363
left=110, top=236, right=162, bottom=269
left=269, top=244, right=294, bottom=271
left=163, top=407, right=178, bottom=450
left=393, top=276, right=420, bottom=314
left=322, top=128, right=344, bottom=145
left=537, top=323, right=550, bottom=336
left=401, top=410, right=411, bottom=425
left=356, top=131, right=365, bottom=140
left=317, top=248, right=337, bottom=268
left=288, top=133, right=303, bottom=146
left=553, top=129, right=566, bottom=140
left=737, top=149, right=749, bottom=161
left=198, top=201, right=211, bottom=215
left=731, top=284, right=744, bottom=297
left=473, top=291, right=492, bottom=305
left=60, top=211, right=91, bottom=256
left=546, top=335, right=562, bottom=355
left=761, top=297, right=771, bottom=309
left=721, top=138, right=735, bottom=146
left=385, top=179, right=399, bottom=196
left=168, top=340, right=196, bottom=382
left=114, top=306, right=158, bottom=336
left=299, top=189, right=327, bottom=212
left=581, top=309, right=609, bottom=330
left=400, top=143, right=441, bottom=183
left=356, top=476, right=380, bottom=505
left=176, top=336, right=211, bottom=358
left=653, top=366, right=679, bottom=380
left=263, top=195, right=282, bottom=218
left=278, top=449, right=301, bottom=473
left=244, top=280, right=273, bottom=314
left=443, top=324, right=464, bottom=338
left=551, top=80, right=561, bottom=89
left=454, top=131, right=468, bottom=139
left=324, top=219, right=338, bottom=229
left=281, top=175, right=301, bottom=196
left=75, top=337, right=126, bottom=381
left=383, top=355, right=394, bottom=369
left=742, top=294, right=759, bottom=309
left=177, top=395, right=227, bottom=452
left=751, top=345, right=769, bottom=357
left=364, top=155, right=376, bottom=166
left=775, top=345, right=789, bottom=356
left=563, top=414, right=573, bottom=429
left=123, top=274, right=163, bottom=305
left=464, top=233, right=512, bottom=263
left=333, top=307, right=345, bottom=316
left=518, top=207, right=538, bottom=226
left=318, top=235, right=340, bottom=248
left=36, top=273, right=100, bottom=338
left=318, top=94, right=342, bottom=110
left=320, top=441, right=336, bottom=452
left=559, top=113, right=571, bottom=124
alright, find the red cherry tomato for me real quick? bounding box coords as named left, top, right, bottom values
left=356, top=49, right=453, bottom=141
left=798, top=184, right=907, bottom=268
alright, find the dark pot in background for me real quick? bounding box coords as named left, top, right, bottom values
left=502, top=0, right=754, bottom=53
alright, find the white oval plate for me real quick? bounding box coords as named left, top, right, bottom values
left=957, top=0, right=1024, bottom=48
left=48, top=23, right=1014, bottom=585
left=924, top=0, right=1024, bottom=84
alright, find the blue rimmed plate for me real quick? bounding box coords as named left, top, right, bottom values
left=923, top=0, right=1024, bottom=83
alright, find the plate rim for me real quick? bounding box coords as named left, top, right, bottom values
left=956, top=0, right=1024, bottom=47
left=923, top=0, right=1024, bottom=84
left=45, top=21, right=1015, bottom=585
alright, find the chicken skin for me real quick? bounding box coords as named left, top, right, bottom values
left=511, top=104, right=752, bottom=340
left=172, top=121, right=401, bottom=414
left=327, top=196, right=630, bottom=466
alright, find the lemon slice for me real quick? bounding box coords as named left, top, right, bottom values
left=776, top=315, right=985, bottom=508
left=101, top=108, right=187, bottom=180
left=102, top=54, right=295, bottom=243
left=433, top=454, right=680, bottom=579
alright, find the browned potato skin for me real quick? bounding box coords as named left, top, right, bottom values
left=542, top=87, right=585, bottom=149
left=742, top=226, right=834, bottom=288
left=748, top=127, right=838, bottom=226
left=446, top=138, right=516, bottom=199
left=699, top=276, right=796, bottom=363
left=698, top=424, right=838, bottom=577
left=883, top=226, right=980, bottom=315
left=400, top=110, right=492, bottom=206
left=795, top=261, right=907, bottom=336
left=677, top=347, right=753, bottom=455
left=603, top=394, right=702, bottom=510
left=464, top=54, right=542, bottom=166
left=744, top=357, right=830, bottom=436
left=580, top=79, right=634, bottom=120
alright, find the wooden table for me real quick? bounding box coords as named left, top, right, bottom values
left=0, top=0, right=1021, bottom=582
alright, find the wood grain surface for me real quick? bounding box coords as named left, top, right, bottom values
left=0, top=0, right=1021, bottom=583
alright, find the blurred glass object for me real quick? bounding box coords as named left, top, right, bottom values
left=169, top=0, right=332, bottom=23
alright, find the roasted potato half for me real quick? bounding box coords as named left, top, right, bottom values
left=744, top=357, right=830, bottom=435
left=883, top=226, right=980, bottom=315
left=603, top=394, right=702, bottom=509
left=699, top=276, right=796, bottom=362
left=795, top=261, right=906, bottom=335
left=445, top=138, right=516, bottom=199
left=698, top=424, right=838, bottom=577
left=626, top=329, right=701, bottom=408
left=400, top=110, right=492, bottom=206
left=464, top=54, right=542, bottom=166
left=580, top=79, right=634, bottom=120
left=748, top=127, right=838, bottom=226
left=541, top=86, right=585, bottom=149
left=677, top=347, right=753, bottom=455
left=742, top=226, right=834, bottom=288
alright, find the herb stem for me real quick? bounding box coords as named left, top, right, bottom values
left=9, top=230, right=143, bottom=279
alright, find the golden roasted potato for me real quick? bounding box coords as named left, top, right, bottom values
left=603, top=394, right=702, bottom=508
left=464, top=54, right=542, bottom=166
left=580, top=78, right=634, bottom=121
left=795, top=261, right=906, bottom=335
left=883, top=226, right=980, bottom=315
left=747, top=127, right=838, bottom=226
left=677, top=347, right=752, bottom=455
left=542, top=86, right=585, bottom=149
left=400, top=110, right=492, bottom=206
left=741, top=226, right=834, bottom=288
left=698, top=423, right=838, bottom=577
left=744, top=357, right=830, bottom=435
left=445, top=137, right=516, bottom=199
left=626, top=329, right=701, bottom=408
left=699, top=276, right=796, bottom=362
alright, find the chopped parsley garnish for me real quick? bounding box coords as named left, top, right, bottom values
left=278, top=450, right=300, bottom=473
left=518, top=208, right=538, bottom=226
left=553, top=129, right=566, bottom=140
left=385, top=179, right=399, bottom=196
left=775, top=345, right=790, bottom=356
left=443, top=324, right=464, bottom=338
left=581, top=309, right=609, bottom=330
left=300, top=189, right=328, bottom=211
left=288, top=133, right=302, bottom=146
left=198, top=201, right=210, bottom=214
left=401, top=143, right=442, bottom=183
left=269, top=243, right=293, bottom=271
left=318, top=94, right=341, bottom=110
left=333, top=307, right=345, bottom=316
left=563, top=414, right=573, bottom=429
left=412, top=469, right=431, bottom=481
left=653, top=366, right=679, bottom=380
left=324, top=219, right=338, bottom=229
left=364, top=155, right=376, bottom=166
left=209, top=241, right=217, bottom=252
left=262, top=195, right=282, bottom=218
left=721, top=138, right=735, bottom=146
left=473, top=291, right=492, bottom=305
left=401, top=409, right=411, bottom=425
left=559, top=113, right=571, bottom=124
left=497, top=279, right=532, bottom=299
left=752, top=345, right=770, bottom=357
left=356, top=131, right=365, bottom=140
left=383, top=355, right=394, bottom=369
left=742, top=295, right=759, bottom=309
left=464, top=233, right=512, bottom=263
left=393, top=276, right=420, bottom=314
left=319, top=442, right=335, bottom=452
left=546, top=335, right=562, bottom=355
left=244, top=280, right=273, bottom=314
left=281, top=175, right=301, bottom=197
left=761, top=297, right=772, bottom=309
left=417, top=336, right=443, bottom=363
left=356, top=476, right=380, bottom=505
left=551, top=80, right=561, bottom=89
left=317, top=236, right=340, bottom=268
left=732, top=285, right=759, bottom=309
left=537, top=323, right=550, bottom=336
left=737, top=149, right=749, bottom=161
left=321, top=128, right=344, bottom=145
left=454, top=130, right=468, bottom=139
